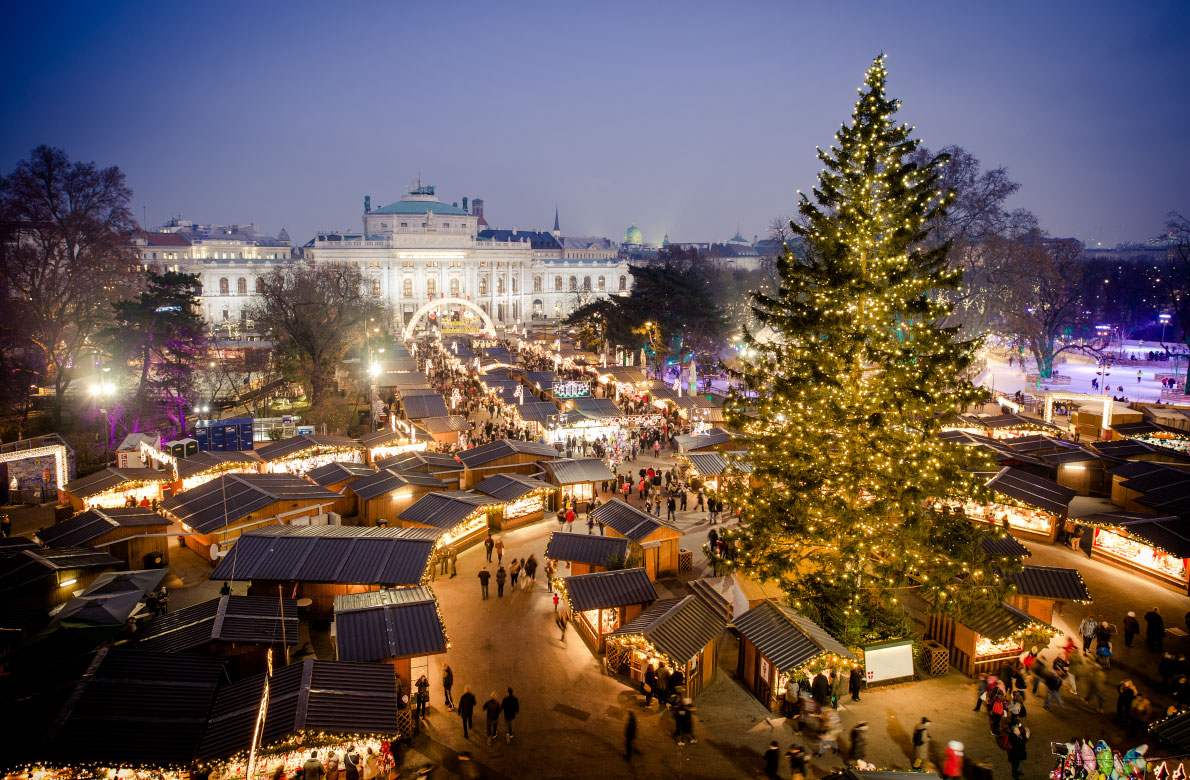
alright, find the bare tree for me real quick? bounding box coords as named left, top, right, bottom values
left=0, top=146, right=139, bottom=423
left=1162, top=213, right=1190, bottom=385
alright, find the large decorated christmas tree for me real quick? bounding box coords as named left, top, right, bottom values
left=721, top=56, right=1013, bottom=645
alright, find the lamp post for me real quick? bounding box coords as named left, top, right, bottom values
left=369, top=362, right=381, bottom=432
left=90, top=381, right=115, bottom=453
left=1159, top=313, right=1171, bottom=345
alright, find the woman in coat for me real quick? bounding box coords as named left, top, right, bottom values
left=942, top=741, right=964, bottom=780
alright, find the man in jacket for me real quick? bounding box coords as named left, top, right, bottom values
left=1006, top=722, right=1029, bottom=780
left=1146, top=607, right=1166, bottom=652
left=501, top=688, right=520, bottom=743
left=496, top=565, right=507, bottom=597
left=477, top=567, right=490, bottom=599
left=483, top=692, right=502, bottom=745
left=458, top=686, right=476, bottom=739
left=302, top=751, right=324, bottom=780
left=912, top=717, right=931, bottom=769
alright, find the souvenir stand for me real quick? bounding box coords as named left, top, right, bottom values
left=473, top=473, right=558, bottom=530
left=926, top=601, right=1058, bottom=677
left=305, top=461, right=376, bottom=517
left=605, top=594, right=726, bottom=699
left=590, top=499, right=682, bottom=580
left=62, top=466, right=174, bottom=511
left=171, top=450, right=260, bottom=493
left=359, top=424, right=431, bottom=464
left=334, top=586, right=448, bottom=695
left=1079, top=511, right=1190, bottom=594
left=957, top=466, right=1075, bottom=543
left=255, top=434, right=365, bottom=476
left=394, top=490, right=499, bottom=550
left=539, top=457, right=615, bottom=505
left=559, top=567, right=658, bottom=653
left=455, top=438, right=559, bottom=489
left=1112, top=419, right=1190, bottom=456
left=413, top=415, right=472, bottom=446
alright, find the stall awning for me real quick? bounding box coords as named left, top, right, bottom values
left=1009, top=565, right=1091, bottom=602
left=174, top=451, right=259, bottom=481
left=607, top=595, right=726, bottom=666
left=546, top=531, right=629, bottom=567
left=731, top=600, right=855, bottom=673
left=334, top=586, right=447, bottom=662
left=0, top=547, right=120, bottom=597
left=1149, top=708, right=1190, bottom=753
left=685, top=452, right=730, bottom=477
left=63, top=466, right=173, bottom=499
left=985, top=467, right=1076, bottom=515
left=590, top=499, right=680, bottom=542
left=563, top=567, right=658, bottom=612
left=402, top=394, right=449, bottom=420
left=137, top=595, right=299, bottom=653
left=457, top=439, right=558, bottom=468
left=540, top=457, right=615, bottom=485
left=349, top=468, right=447, bottom=501
left=979, top=533, right=1031, bottom=558
left=305, top=461, right=375, bottom=488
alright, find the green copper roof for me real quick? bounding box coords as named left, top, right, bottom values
left=375, top=199, right=468, bottom=216
left=625, top=224, right=643, bottom=244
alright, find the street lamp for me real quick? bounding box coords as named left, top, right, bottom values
left=90, top=382, right=114, bottom=453
left=369, top=363, right=381, bottom=432
left=1159, top=313, right=1172, bottom=345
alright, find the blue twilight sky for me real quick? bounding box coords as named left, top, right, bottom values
left=1, top=1, right=1186, bottom=247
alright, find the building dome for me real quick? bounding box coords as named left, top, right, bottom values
left=625, top=223, right=643, bottom=245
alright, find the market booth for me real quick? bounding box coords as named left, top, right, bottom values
left=473, top=473, right=558, bottom=530
left=1094, top=437, right=1190, bottom=466
left=953, top=466, right=1076, bottom=543
left=510, top=400, right=565, bottom=436
left=334, top=586, right=448, bottom=692
left=963, top=412, right=1064, bottom=440
left=376, top=450, right=465, bottom=484
left=170, top=450, right=260, bottom=494
left=1113, top=419, right=1190, bottom=456
left=255, top=433, right=365, bottom=476
left=546, top=531, right=630, bottom=575
left=590, top=499, right=682, bottom=579
left=394, top=490, right=497, bottom=549
left=0, top=546, right=120, bottom=612
left=359, top=425, right=432, bottom=464
left=62, top=466, right=173, bottom=511
left=305, top=461, right=375, bottom=517
left=35, top=506, right=172, bottom=570
left=400, top=393, right=450, bottom=421
left=350, top=468, right=449, bottom=527
left=160, top=473, right=342, bottom=561
left=560, top=567, right=658, bottom=653
left=926, top=600, right=1056, bottom=677
left=539, top=457, right=615, bottom=504
left=730, top=599, right=857, bottom=713
left=681, top=451, right=753, bottom=492
left=1079, top=511, right=1190, bottom=594
left=1007, top=564, right=1092, bottom=623
left=605, top=594, right=726, bottom=698
left=675, top=429, right=736, bottom=454
left=414, top=414, right=472, bottom=446
left=210, top=525, right=436, bottom=619
left=456, top=438, right=559, bottom=489
left=1040, top=447, right=1114, bottom=496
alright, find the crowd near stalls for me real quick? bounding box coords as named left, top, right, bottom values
left=605, top=593, right=726, bottom=698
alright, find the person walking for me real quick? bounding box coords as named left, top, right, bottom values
left=1083, top=664, right=1106, bottom=713
left=501, top=688, right=519, bottom=743
left=361, top=748, right=379, bottom=780
left=1006, top=722, right=1030, bottom=780
left=483, top=692, right=501, bottom=745
left=458, top=686, right=476, bottom=739
left=556, top=610, right=568, bottom=641
left=442, top=665, right=454, bottom=712
left=477, top=567, right=490, bottom=599
left=849, top=722, right=868, bottom=765
left=624, top=711, right=637, bottom=761
left=1123, top=611, right=1140, bottom=647
left=1116, top=680, right=1137, bottom=726
left=496, top=565, right=507, bottom=597
left=666, top=495, right=676, bottom=522
left=912, top=717, right=931, bottom=769
left=942, top=741, right=964, bottom=780
left=494, top=537, right=505, bottom=565
left=509, top=559, right=520, bottom=589
left=449, top=546, right=458, bottom=578
left=673, top=698, right=696, bottom=745
left=1079, top=615, right=1097, bottom=653
left=525, top=554, right=537, bottom=585
left=1145, top=607, right=1165, bottom=652
left=1043, top=669, right=1066, bottom=713
left=764, top=741, right=781, bottom=778
left=786, top=745, right=807, bottom=780
left=303, top=751, right=325, bottom=780
left=484, top=534, right=494, bottom=562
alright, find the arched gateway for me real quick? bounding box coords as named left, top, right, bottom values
left=403, top=296, right=497, bottom=341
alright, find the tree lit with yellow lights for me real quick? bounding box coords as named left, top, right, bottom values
left=721, top=56, right=1016, bottom=645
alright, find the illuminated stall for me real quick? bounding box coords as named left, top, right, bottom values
left=954, top=466, right=1075, bottom=543
left=559, top=567, right=658, bottom=653
left=1007, top=564, right=1092, bottom=623
left=605, top=594, right=726, bottom=698
left=305, top=461, right=376, bottom=517
left=927, top=601, right=1058, bottom=677
left=590, top=499, right=682, bottom=580
left=171, top=450, right=260, bottom=493
left=1080, top=511, right=1190, bottom=594
left=594, top=366, right=652, bottom=404
left=1111, top=419, right=1190, bottom=456
left=375, top=450, right=465, bottom=485
left=540, top=457, right=615, bottom=504
left=730, top=599, right=858, bottom=712
left=255, top=434, right=365, bottom=476
left=951, top=412, right=1064, bottom=440
left=334, top=586, right=448, bottom=692
left=413, top=414, right=472, bottom=446
left=359, top=423, right=431, bottom=464
left=350, top=468, right=448, bottom=527
left=680, top=451, right=752, bottom=492
left=473, top=473, right=558, bottom=530
left=545, top=531, right=630, bottom=575
left=62, top=466, right=174, bottom=511
left=36, top=506, right=172, bottom=570
left=674, top=429, right=736, bottom=454
left=395, top=490, right=499, bottom=549
left=456, top=438, right=559, bottom=489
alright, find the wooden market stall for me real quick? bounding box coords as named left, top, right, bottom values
left=210, top=525, right=436, bottom=619
left=926, top=601, right=1056, bottom=677
left=350, top=468, right=449, bottom=527
left=539, top=457, right=615, bottom=505
left=473, top=473, right=558, bottom=530
left=394, top=490, right=497, bottom=549
left=334, top=586, right=448, bottom=692
left=1106, top=460, right=1190, bottom=514
left=589, top=499, right=682, bottom=580
left=160, top=473, right=342, bottom=562
left=964, top=412, right=1064, bottom=440
left=400, top=393, right=450, bottom=421
left=35, top=506, right=172, bottom=570
left=546, top=531, right=630, bottom=575
left=954, top=466, right=1076, bottom=543
left=304, top=461, right=376, bottom=517
left=413, top=415, right=472, bottom=446
left=509, top=400, right=564, bottom=437
left=358, top=426, right=433, bottom=465
left=456, top=438, right=559, bottom=489
left=254, top=434, right=365, bottom=476
left=1112, top=419, right=1190, bottom=457
left=170, top=450, right=260, bottom=494
left=375, top=450, right=465, bottom=484
left=560, top=567, right=658, bottom=653
left=1007, top=564, right=1092, bottom=623
left=0, top=547, right=120, bottom=612
left=605, top=594, right=726, bottom=698
left=674, top=429, right=736, bottom=454
left=1040, top=447, right=1115, bottom=496
left=730, top=599, right=857, bottom=712
left=62, top=467, right=174, bottom=511
left=1079, top=511, right=1190, bottom=594
left=1093, top=438, right=1190, bottom=466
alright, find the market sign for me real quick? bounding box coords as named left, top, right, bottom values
left=552, top=381, right=591, bottom=398
left=504, top=494, right=543, bottom=520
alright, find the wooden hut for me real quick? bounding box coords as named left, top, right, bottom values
left=1007, top=564, right=1092, bottom=623
left=730, top=600, right=857, bottom=712
left=1106, top=461, right=1190, bottom=515
left=333, top=586, right=448, bottom=692
left=0, top=547, right=120, bottom=613
left=674, top=429, right=736, bottom=454
left=413, top=415, right=472, bottom=446
left=539, top=458, right=615, bottom=505
left=350, top=469, right=449, bottom=527
left=969, top=467, right=1076, bottom=543
left=546, top=532, right=630, bottom=575
left=590, top=499, right=682, bottom=580
left=560, top=567, right=658, bottom=653
left=358, top=426, right=433, bottom=465
left=926, top=601, right=1055, bottom=677
left=968, top=412, right=1064, bottom=440
left=255, top=434, right=364, bottom=476
left=1093, top=438, right=1190, bottom=465
left=510, top=400, right=563, bottom=437
left=62, top=467, right=173, bottom=511
left=35, top=506, right=172, bottom=570
left=1079, top=511, right=1190, bottom=594
left=1040, top=447, right=1114, bottom=496
left=400, top=393, right=449, bottom=421
left=394, top=491, right=497, bottom=549
left=305, top=461, right=375, bottom=517
left=136, top=594, right=298, bottom=677
left=606, top=594, right=726, bottom=698
left=375, top=451, right=465, bottom=486
left=170, top=451, right=260, bottom=494
left=456, top=438, right=559, bottom=489
left=210, top=525, right=435, bottom=619
left=473, top=473, right=558, bottom=530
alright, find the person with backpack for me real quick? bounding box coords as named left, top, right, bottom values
left=912, top=717, right=931, bottom=769
left=987, top=685, right=1007, bottom=737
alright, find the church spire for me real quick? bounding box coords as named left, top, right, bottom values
left=552, top=205, right=561, bottom=237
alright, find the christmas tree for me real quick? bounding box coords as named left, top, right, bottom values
left=721, top=56, right=1013, bottom=645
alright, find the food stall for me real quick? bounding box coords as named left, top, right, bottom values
left=171, top=450, right=261, bottom=493
left=305, top=461, right=376, bottom=517
left=473, top=473, right=558, bottom=530
left=559, top=567, right=658, bottom=653
left=1079, top=511, right=1190, bottom=594
left=926, top=600, right=1058, bottom=677
left=350, top=468, right=449, bottom=527
left=255, top=434, right=365, bottom=476
left=456, top=438, right=559, bottom=489
left=605, top=594, right=726, bottom=698
left=62, top=466, right=174, bottom=511
left=956, top=466, right=1075, bottom=543
left=1112, top=419, right=1190, bottom=456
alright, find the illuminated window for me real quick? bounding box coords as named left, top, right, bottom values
left=598, top=276, right=606, bottom=291
left=554, top=277, right=562, bottom=292
left=402, top=278, right=413, bottom=297
left=450, top=277, right=460, bottom=296
left=219, top=277, right=229, bottom=295
left=511, top=276, right=518, bottom=293
left=569, top=276, right=577, bottom=291
left=426, top=278, right=437, bottom=297
left=619, top=275, right=627, bottom=291
left=497, top=277, right=505, bottom=294
left=237, top=277, right=247, bottom=295
left=534, top=276, right=543, bottom=293
left=372, top=278, right=381, bottom=296
left=479, top=277, right=488, bottom=295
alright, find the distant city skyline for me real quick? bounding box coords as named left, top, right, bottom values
left=2, top=1, right=1185, bottom=247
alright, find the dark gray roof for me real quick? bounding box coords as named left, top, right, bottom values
left=688, top=577, right=733, bottom=622
left=513, top=400, right=564, bottom=424
left=546, top=532, right=629, bottom=566
left=1009, top=565, right=1091, bottom=602
left=985, top=467, right=1075, bottom=515
left=457, top=439, right=558, bottom=468
left=137, top=595, right=299, bottom=653
left=37, top=507, right=168, bottom=548
left=674, top=395, right=717, bottom=410
left=685, top=452, right=729, bottom=476
left=174, top=451, right=259, bottom=481
left=977, top=413, right=1061, bottom=432
left=608, top=595, right=726, bottom=664
left=63, top=467, right=173, bottom=499
left=161, top=474, right=341, bottom=534
left=1107, top=460, right=1172, bottom=479
left=570, top=398, right=622, bottom=418
left=590, top=499, right=680, bottom=542
left=254, top=434, right=362, bottom=463
left=1082, top=512, right=1190, bottom=557
left=948, top=599, right=1047, bottom=640
left=979, top=533, right=1031, bottom=558
left=0, top=548, right=120, bottom=596
left=1119, top=466, right=1190, bottom=493
left=383, top=371, right=431, bottom=389
left=562, top=567, right=657, bottom=612
left=1001, top=434, right=1078, bottom=454
left=526, top=371, right=558, bottom=387
left=731, top=600, right=855, bottom=673
left=358, top=428, right=408, bottom=449
left=305, top=461, right=374, bottom=487
left=349, top=468, right=447, bottom=501
left=375, top=451, right=464, bottom=473
left=540, top=457, right=615, bottom=485
left=398, top=491, right=494, bottom=528
left=198, top=658, right=400, bottom=760
left=1040, top=448, right=1114, bottom=466
left=1150, top=708, right=1190, bottom=752
left=1115, top=420, right=1190, bottom=439
left=334, top=586, right=447, bottom=661
left=675, top=429, right=734, bottom=451
left=1094, top=439, right=1190, bottom=462
left=210, top=526, right=434, bottom=585
left=414, top=414, right=472, bottom=434
left=474, top=473, right=556, bottom=501
left=597, top=366, right=648, bottom=383
left=402, top=394, right=449, bottom=420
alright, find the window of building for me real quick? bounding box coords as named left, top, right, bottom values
left=222, top=309, right=229, bottom=321
left=479, top=276, right=488, bottom=295
left=534, top=276, right=543, bottom=293
left=443, top=223, right=450, bottom=228
left=400, top=222, right=408, bottom=228
left=619, top=275, right=627, bottom=291
left=255, top=277, right=264, bottom=294
left=497, top=277, right=505, bottom=294
left=450, top=277, right=460, bottom=296
left=554, top=276, right=562, bottom=292
left=426, top=278, right=437, bottom=297
left=598, top=276, right=606, bottom=291
left=237, top=277, right=247, bottom=295
left=569, top=276, right=577, bottom=291
left=426, top=261, right=438, bottom=268
left=241, top=310, right=248, bottom=324
left=402, top=260, right=414, bottom=268
left=511, top=276, right=518, bottom=293
left=403, top=278, right=413, bottom=297
left=583, top=276, right=591, bottom=291
left=372, top=278, right=381, bottom=296
left=219, top=277, right=229, bottom=295
left=449, top=260, right=461, bottom=267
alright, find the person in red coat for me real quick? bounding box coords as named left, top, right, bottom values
left=943, top=740, right=964, bottom=779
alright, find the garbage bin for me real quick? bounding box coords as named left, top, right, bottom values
left=143, top=551, right=164, bottom=569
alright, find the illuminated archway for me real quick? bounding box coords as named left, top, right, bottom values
left=1043, top=391, right=1113, bottom=432
left=403, top=297, right=497, bottom=341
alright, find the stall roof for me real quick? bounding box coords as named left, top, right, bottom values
left=685, top=452, right=730, bottom=477
left=63, top=466, right=173, bottom=499
left=1107, top=460, right=1175, bottom=480
left=976, top=412, right=1061, bottom=432
left=688, top=577, right=734, bottom=622
left=598, top=366, right=648, bottom=384
left=1093, top=439, right=1190, bottom=462
left=402, top=394, right=449, bottom=420
left=526, top=371, right=558, bottom=387
left=0, top=536, right=40, bottom=551
left=570, top=398, right=622, bottom=418
left=210, top=526, right=434, bottom=585
left=608, top=595, right=726, bottom=665
left=1119, top=464, right=1190, bottom=493
left=513, top=400, right=564, bottom=424
left=483, top=346, right=514, bottom=363
left=349, top=468, right=447, bottom=501
left=254, top=434, right=362, bottom=463
left=137, top=595, right=299, bottom=653
left=457, top=439, right=558, bottom=468
left=161, top=474, right=341, bottom=534
left=44, top=648, right=227, bottom=766
left=414, top=415, right=472, bottom=434
left=1114, top=420, right=1190, bottom=439
left=675, top=429, right=734, bottom=451
left=1000, top=434, right=1079, bottom=454
left=334, top=586, right=447, bottom=661
left=398, top=491, right=494, bottom=528
left=979, top=533, right=1031, bottom=558
left=545, top=532, right=629, bottom=567
left=198, top=658, right=400, bottom=760
left=563, top=567, right=658, bottom=612
left=1009, top=565, right=1091, bottom=602
left=985, top=467, right=1076, bottom=515
left=0, top=547, right=120, bottom=597
left=956, top=600, right=1048, bottom=641
left=1040, top=448, right=1116, bottom=466
left=174, top=451, right=259, bottom=481
left=649, top=386, right=680, bottom=401
left=383, top=371, right=431, bottom=389
left=539, top=457, right=615, bottom=485
left=731, top=600, right=856, bottom=673
left=1085, top=513, right=1190, bottom=558
left=675, top=395, right=718, bottom=411
left=79, top=569, right=169, bottom=598
left=375, top=451, right=464, bottom=473
left=1135, top=484, right=1190, bottom=517
left=36, top=507, right=169, bottom=548
left=358, top=428, right=410, bottom=449
left=590, top=499, right=680, bottom=542
left=1150, top=708, right=1190, bottom=753
left=474, top=473, right=556, bottom=502
left=305, top=461, right=375, bottom=488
